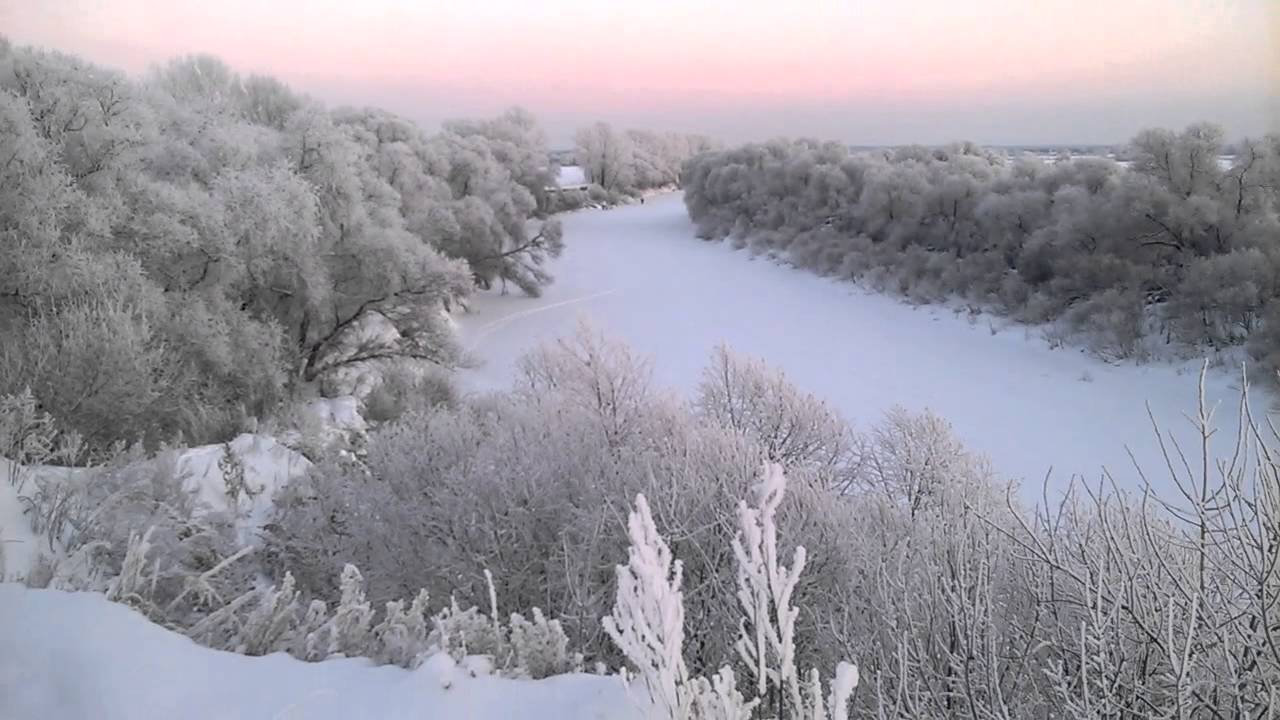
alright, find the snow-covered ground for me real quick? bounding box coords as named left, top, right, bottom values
left=0, top=584, right=634, bottom=720
left=458, top=193, right=1269, bottom=499
left=0, top=471, right=44, bottom=583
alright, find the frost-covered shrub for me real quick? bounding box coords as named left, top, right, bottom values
left=260, top=453, right=400, bottom=603
left=371, top=590, right=432, bottom=667
left=238, top=572, right=300, bottom=656
left=695, top=345, right=857, bottom=488
left=1247, top=301, right=1280, bottom=379
left=0, top=389, right=84, bottom=488
left=851, top=405, right=992, bottom=513
left=1062, top=287, right=1148, bottom=361
left=295, top=600, right=332, bottom=661
left=264, top=333, right=861, bottom=675
left=509, top=608, right=576, bottom=679
left=547, top=188, right=590, bottom=213
left=327, top=564, right=375, bottom=656
left=431, top=597, right=506, bottom=662
left=514, top=320, right=656, bottom=446
left=0, top=294, right=177, bottom=450
left=105, top=528, right=158, bottom=607
left=832, top=235, right=876, bottom=280
left=361, top=362, right=457, bottom=424
left=265, top=390, right=637, bottom=638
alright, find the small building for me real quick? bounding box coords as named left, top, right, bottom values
left=550, top=165, right=590, bottom=192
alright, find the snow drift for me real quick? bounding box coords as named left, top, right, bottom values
left=0, top=584, right=635, bottom=720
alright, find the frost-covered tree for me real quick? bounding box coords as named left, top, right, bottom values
left=575, top=121, right=635, bottom=193
left=0, top=40, right=569, bottom=447
left=573, top=121, right=713, bottom=199
left=695, top=345, right=856, bottom=489
left=445, top=106, right=557, bottom=212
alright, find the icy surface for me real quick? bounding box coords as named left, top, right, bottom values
left=0, top=584, right=636, bottom=720
left=457, top=193, right=1268, bottom=499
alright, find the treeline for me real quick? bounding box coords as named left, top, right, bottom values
left=682, top=125, right=1280, bottom=369
left=568, top=120, right=716, bottom=204
left=0, top=40, right=571, bottom=452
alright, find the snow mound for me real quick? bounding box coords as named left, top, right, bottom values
left=174, top=433, right=312, bottom=544
left=0, top=585, right=636, bottom=720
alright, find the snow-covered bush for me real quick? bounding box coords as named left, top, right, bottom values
left=547, top=187, right=591, bottom=213
left=1002, top=365, right=1280, bottom=717
left=371, top=589, right=432, bottom=667
left=1061, top=286, right=1149, bottom=361
left=326, top=564, right=375, bottom=656
left=509, top=608, right=577, bottom=679
left=237, top=571, right=301, bottom=656
left=105, top=527, right=158, bottom=604
left=261, top=451, right=407, bottom=606
left=264, top=334, right=860, bottom=675
left=361, top=362, right=458, bottom=423
left=431, top=583, right=506, bottom=664
left=514, top=320, right=657, bottom=447
left=196, top=561, right=575, bottom=677
left=851, top=405, right=994, bottom=513
left=695, top=345, right=857, bottom=489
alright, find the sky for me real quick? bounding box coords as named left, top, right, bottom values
left=3, top=0, right=1278, bottom=146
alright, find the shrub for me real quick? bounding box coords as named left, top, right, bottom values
left=0, top=294, right=177, bottom=450
left=263, top=334, right=863, bottom=674
left=361, top=361, right=457, bottom=424
left=695, top=345, right=857, bottom=489
left=1062, top=287, right=1148, bottom=361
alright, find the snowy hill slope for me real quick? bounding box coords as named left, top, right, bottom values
left=457, top=193, right=1269, bottom=498
left=0, top=436, right=309, bottom=582
left=0, top=584, right=635, bottom=720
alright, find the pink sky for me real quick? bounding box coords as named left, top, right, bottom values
left=3, top=0, right=1277, bottom=144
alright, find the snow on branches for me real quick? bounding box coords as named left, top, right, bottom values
left=605, top=463, right=857, bottom=720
